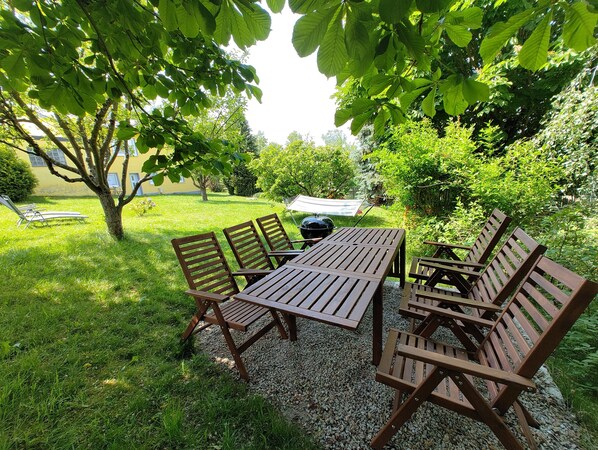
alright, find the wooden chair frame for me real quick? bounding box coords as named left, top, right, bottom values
left=409, top=209, right=511, bottom=292
left=223, top=220, right=275, bottom=285
left=373, top=256, right=598, bottom=449
left=400, top=227, right=546, bottom=352
left=172, top=232, right=288, bottom=381
left=255, top=213, right=315, bottom=264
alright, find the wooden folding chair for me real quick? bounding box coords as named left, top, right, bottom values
left=373, top=256, right=598, bottom=449
left=409, top=209, right=511, bottom=292
left=223, top=221, right=276, bottom=285
left=400, top=227, right=546, bottom=351
left=171, top=232, right=288, bottom=380
left=256, top=213, right=315, bottom=264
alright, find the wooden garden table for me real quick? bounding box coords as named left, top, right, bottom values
left=234, top=227, right=405, bottom=365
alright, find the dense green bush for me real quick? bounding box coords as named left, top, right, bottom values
left=399, top=200, right=488, bottom=260
left=249, top=140, right=356, bottom=202
left=223, top=162, right=258, bottom=196
left=536, top=49, right=598, bottom=200
left=372, top=119, right=562, bottom=225
left=371, top=120, right=477, bottom=215
left=0, top=148, right=37, bottom=201
left=470, top=140, right=561, bottom=224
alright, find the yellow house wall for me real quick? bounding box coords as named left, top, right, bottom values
left=18, top=151, right=199, bottom=197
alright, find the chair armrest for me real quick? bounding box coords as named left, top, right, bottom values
left=413, top=288, right=502, bottom=312
left=232, top=269, right=273, bottom=277
left=396, top=344, right=536, bottom=391
left=417, top=261, right=481, bottom=277
left=21, top=203, right=41, bottom=212
left=423, top=240, right=472, bottom=250
left=417, top=257, right=485, bottom=268
left=408, top=302, right=496, bottom=328
left=185, top=289, right=228, bottom=303
left=290, top=237, right=322, bottom=244
left=268, top=250, right=302, bottom=257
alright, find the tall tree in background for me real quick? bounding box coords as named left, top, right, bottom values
left=223, top=119, right=260, bottom=197
left=0, top=95, right=148, bottom=237
left=187, top=90, right=250, bottom=200
left=250, top=139, right=356, bottom=201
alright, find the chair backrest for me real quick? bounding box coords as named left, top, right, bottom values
left=469, top=227, right=546, bottom=308
left=0, top=195, right=26, bottom=219
left=256, top=213, right=293, bottom=252
left=223, top=221, right=274, bottom=271
left=465, top=209, right=512, bottom=264
left=478, top=256, right=598, bottom=413
left=171, top=232, right=239, bottom=298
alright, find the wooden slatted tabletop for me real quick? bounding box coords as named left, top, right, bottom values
left=235, top=227, right=406, bottom=365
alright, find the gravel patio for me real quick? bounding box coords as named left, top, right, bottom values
left=199, top=281, right=582, bottom=449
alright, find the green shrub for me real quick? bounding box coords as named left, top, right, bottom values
left=130, top=198, right=157, bottom=216
left=371, top=120, right=478, bottom=215
left=470, top=140, right=562, bottom=225
left=536, top=50, right=598, bottom=200
left=249, top=140, right=356, bottom=201
left=401, top=200, right=488, bottom=260
left=0, top=148, right=37, bottom=201
left=223, top=162, right=258, bottom=196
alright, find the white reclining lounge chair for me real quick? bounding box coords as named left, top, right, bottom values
left=0, top=195, right=87, bottom=228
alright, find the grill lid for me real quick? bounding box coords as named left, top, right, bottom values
left=299, top=216, right=334, bottom=239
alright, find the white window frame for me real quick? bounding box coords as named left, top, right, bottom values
left=117, top=139, right=138, bottom=157
left=28, top=148, right=67, bottom=166
left=107, top=173, right=121, bottom=188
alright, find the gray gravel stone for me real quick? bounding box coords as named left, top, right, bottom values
left=197, top=281, right=582, bottom=449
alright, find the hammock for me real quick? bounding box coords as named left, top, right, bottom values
left=285, top=195, right=373, bottom=227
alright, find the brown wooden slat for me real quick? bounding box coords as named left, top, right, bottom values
left=347, top=281, right=380, bottom=322
left=322, top=277, right=360, bottom=315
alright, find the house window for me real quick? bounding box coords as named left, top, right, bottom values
left=28, top=149, right=67, bottom=166
left=179, top=176, right=185, bottom=183
left=107, top=173, right=120, bottom=188
left=29, top=154, right=44, bottom=167
left=117, top=139, right=138, bottom=157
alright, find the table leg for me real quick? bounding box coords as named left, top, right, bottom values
left=399, top=235, right=406, bottom=288
left=372, top=284, right=383, bottom=365
left=284, top=313, right=298, bottom=341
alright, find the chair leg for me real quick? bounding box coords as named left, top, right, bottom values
left=408, top=318, right=417, bottom=332
left=181, top=301, right=210, bottom=342
left=451, top=372, right=526, bottom=450
left=446, top=320, right=479, bottom=353
left=392, top=390, right=404, bottom=412
left=181, top=314, right=201, bottom=342
left=371, top=367, right=445, bottom=449
left=513, top=401, right=539, bottom=450
left=211, top=304, right=250, bottom=381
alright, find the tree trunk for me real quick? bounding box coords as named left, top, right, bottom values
left=199, top=188, right=208, bottom=201
left=98, top=190, right=124, bottom=240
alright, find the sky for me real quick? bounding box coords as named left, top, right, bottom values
left=245, top=8, right=348, bottom=146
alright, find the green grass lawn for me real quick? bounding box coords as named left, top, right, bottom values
left=2, top=193, right=596, bottom=449
left=0, top=193, right=396, bottom=449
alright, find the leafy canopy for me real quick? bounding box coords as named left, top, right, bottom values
left=1, top=0, right=596, bottom=170
left=0, top=0, right=269, bottom=180
left=290, top=0, right=597, bottom=135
